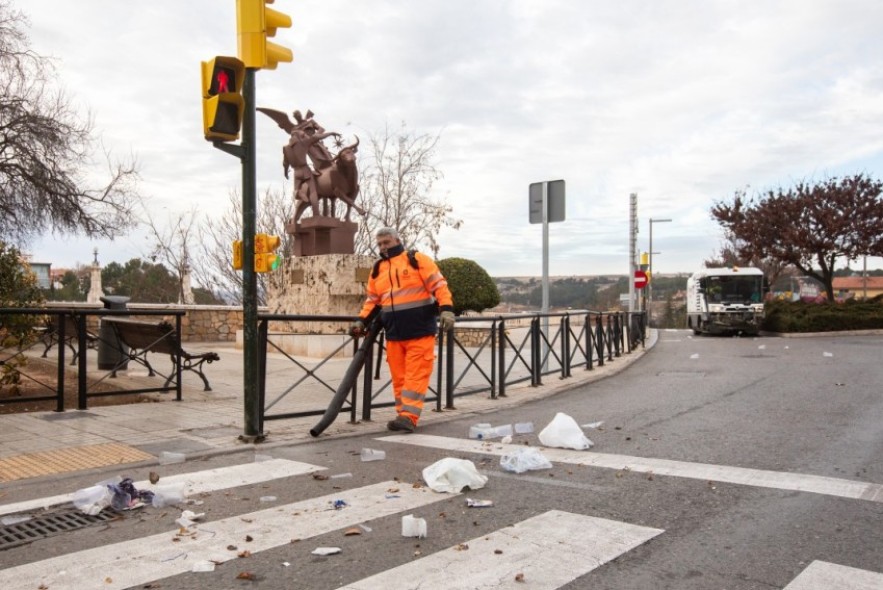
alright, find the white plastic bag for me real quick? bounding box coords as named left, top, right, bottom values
left=499, top=447, right=553, bottom=473
left=72, top=485, right=112, bottom=515
left=538, top=412, right=594, bottom=450
left=422, top=458, right=488, bottom=493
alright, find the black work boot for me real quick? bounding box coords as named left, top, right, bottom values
left=387, top=416, right=416, bottom=433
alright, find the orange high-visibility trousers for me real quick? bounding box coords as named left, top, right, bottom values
left=385, top=335, right=436, bottom=425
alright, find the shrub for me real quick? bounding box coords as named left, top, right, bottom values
left=437, top=257, right=500, bottom=316
left=761, top=299, right=883, bottom=333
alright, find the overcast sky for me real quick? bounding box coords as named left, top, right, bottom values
left=19, top=0, right=883, bottom=277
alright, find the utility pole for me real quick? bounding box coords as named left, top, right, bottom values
left=648, top=217, right=672, bottom=327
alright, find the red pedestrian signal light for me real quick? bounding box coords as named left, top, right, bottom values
left=236, top=0, right=293, bottom=70
left=201, top=56, right=245, bottom=142
left=254, top=233, right=282, bottom=272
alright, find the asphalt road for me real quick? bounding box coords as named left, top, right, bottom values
left=1, top=330, right=881, bottom=589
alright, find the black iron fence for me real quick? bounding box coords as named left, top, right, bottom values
left=257, top=310, right=646, bottom=431
left=0, top=308, right=186, bottom=411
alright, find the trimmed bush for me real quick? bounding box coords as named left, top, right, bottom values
left=437, top=257, right=500, bottom=316
left=762, top=298, right=883, bottom=333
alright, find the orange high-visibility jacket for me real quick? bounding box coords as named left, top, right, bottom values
left=359, top=249, right=453, bottom=341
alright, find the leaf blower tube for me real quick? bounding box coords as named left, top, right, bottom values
left=310, top=310, right=381, bottom=438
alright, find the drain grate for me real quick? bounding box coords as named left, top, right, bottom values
left=0, top=507, right=121, bottom=551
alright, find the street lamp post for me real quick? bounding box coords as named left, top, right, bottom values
left=648, top=218, right=672, bottom=326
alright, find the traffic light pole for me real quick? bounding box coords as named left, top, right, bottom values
left=240, top=68, right=262, bottom=441
left=214, top=69, right=262, bottom=441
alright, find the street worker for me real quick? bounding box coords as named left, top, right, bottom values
left=350, top=227, right=455, bottom=433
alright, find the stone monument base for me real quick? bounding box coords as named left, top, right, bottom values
left=265, top=253, right=375, bottom=356
left=287, top=216, right=357, bottom=256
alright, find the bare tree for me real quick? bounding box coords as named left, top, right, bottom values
left=355, top=123, right=461, bottom=256
left=194, top=188, right=294, bottom=305
left=143, top=206, right=200, bottom=304
left=0, top=2, right=141, bottom=245
left=711, top=174, right=883, bottom=300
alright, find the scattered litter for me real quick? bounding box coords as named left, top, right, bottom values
left=500, top=435, right=513, bottom=444
left=468, top=423, right=495, bottom=440
left=344, top=527, right=362, bottom=536
left=152, top=482, right=186, bottom=508
left=758, top=344, right=766, bottom=350
left=494, top=424, right=514, bottom=437
left=385, top=493, right=401, bottom=499
left=282, top=562, right=291, bottom=567
left=823, top=352, right=834, bottom=357
left=108, top=477, right=154, bottom=510
left=358, top=524, right=372, bottom=533
left=332, top=499, right=347, bottom=510
left=538, top=413, right=593, bottom=450
left=360, top=448, right=386, bottom=462
left=690, top=353, right=700, bottom=359
left=401, top=514, right=427, bottom=538
left=181, top=510, right=204, bottom=521
left=514, top=422, right=534, bottom=434
left=311, top=547, right=341, bottom=556
left=581, top=421, right=604, bottom=429
left=330, top=472, right=352, bottom=479
left=1, top=514, right=32, bottom=526
left=312, top=473, right=330, bottom=481
left=259, top=496, right=277, bottom=503
left=72, top=485, right=112, bottom=515
left=175, top=516, right=196, bottom=529
left=422, top=458, right=488, bottom=493
left=466, top=498, right=494, bottom=508
left=191, top=561, right=215, bottom=573
left=159, top=451, right=186, bottom=465
left=500, top=447, right=553, bottom=473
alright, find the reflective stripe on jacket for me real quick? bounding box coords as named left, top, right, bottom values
left=359, top=250, right=454, bottom=341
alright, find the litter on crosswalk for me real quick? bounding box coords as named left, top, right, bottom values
left=422, top=458, right=488, bottom=492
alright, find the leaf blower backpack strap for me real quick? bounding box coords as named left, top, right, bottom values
left=371, top=249, right=420, bottom=279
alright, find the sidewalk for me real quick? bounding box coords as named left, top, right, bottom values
left=0, top=332, right=655, bottom=484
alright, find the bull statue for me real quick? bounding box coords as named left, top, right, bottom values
left=256, top=108, right=365, bottom=223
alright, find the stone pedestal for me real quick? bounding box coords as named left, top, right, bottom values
left=287, top=216, right=357, bottom=256
left=265, top=253, right=375, bottom=356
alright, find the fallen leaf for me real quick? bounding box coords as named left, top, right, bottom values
left=387, top=488, right=400, bottom=493
left=245, top=535, right=254, bottom=542
left=494, top=549, right=503, bottom=555
left=238, top=550, right=252, bottom=558
left=236, top=572, right=255, bottom=580
left=105, top=577, right=113, bottom=584
left=454, top=543, right=469, bottom=551
left=343, top=528, right=362, bottom=536
left=515, top=572, right=525, bottom=582
left=312, top=473, right=329, bottom=481
left=38, top=585, right=48, bottom=590
left=149, top=471, right=160, bottom=484
left=227, top=545, right=238, bottom=551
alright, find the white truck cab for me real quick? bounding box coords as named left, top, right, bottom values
left=686, top=267, right=766, bottom=335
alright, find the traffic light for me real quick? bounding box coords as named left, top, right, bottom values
left=232, top=240, right=243, bottom=270
left=236, top=0, right=293, bottom=70
left=201, top=56, right=245, bottom=142
left=254, top=233, right=282, bottom=272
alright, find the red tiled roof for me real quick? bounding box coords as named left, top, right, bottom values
left=832, top=277, right=883, bottom=290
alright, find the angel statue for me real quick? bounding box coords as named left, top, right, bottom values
left=257, top=108, right=364, bottom=223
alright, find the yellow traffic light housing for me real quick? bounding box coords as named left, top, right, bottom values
left=201, top=56, right=245, bottom=142
left=236, top=0, right=293, bottom=70
left=232, top=240, right=243, bottom=270
left=254, top=233, right=282, bottom=272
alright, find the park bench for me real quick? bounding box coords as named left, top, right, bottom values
left=102, top=317, right=220, bottom=391
left=41, top=315, right=99, bottom=365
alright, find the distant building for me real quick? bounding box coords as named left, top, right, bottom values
left=26, top=261, right=52, bottom=290
left=832, top=276, right=883, bottom=300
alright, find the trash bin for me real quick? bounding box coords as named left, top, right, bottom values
left=98, top=295, right=131, bottom=370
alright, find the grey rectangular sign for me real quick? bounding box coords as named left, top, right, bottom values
left=529, top=179, right=565, bottom=224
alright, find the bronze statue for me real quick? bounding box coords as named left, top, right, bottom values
left=257, top=108, right=365, bottom=223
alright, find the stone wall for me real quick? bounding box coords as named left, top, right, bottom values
left=45, top=302, right=252, bottom=343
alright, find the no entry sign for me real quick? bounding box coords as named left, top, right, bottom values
left=634, top=270, right=648, bottom=289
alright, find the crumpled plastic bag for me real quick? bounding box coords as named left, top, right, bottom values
left=72, top=484, right=113, bottom=515
left=422, top=458, right=488, bottom=493
left=499, top=447, right=553, bottom=474
left=538, top=412, right=594, bottom=450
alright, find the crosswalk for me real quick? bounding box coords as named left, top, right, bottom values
left=1, top=440, right=881, bottom=589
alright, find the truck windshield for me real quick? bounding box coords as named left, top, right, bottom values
left=704, top=275, right=763, bottom=304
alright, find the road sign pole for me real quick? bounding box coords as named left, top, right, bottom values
left=541, top=182, right=549, bottom=372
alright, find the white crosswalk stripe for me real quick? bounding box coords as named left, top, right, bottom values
left=335, top=510, right=663, bottom=590
left=783, top=561, right=883, bottom=589
left=0, top=480, right=455, bottom=590
left=0, top=458, right=325, bottom=517
left=380, top=434, right=883, bottom=503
